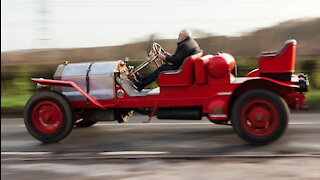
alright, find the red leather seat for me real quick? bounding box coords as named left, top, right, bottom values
left=158, top=52, right=203, bottom=87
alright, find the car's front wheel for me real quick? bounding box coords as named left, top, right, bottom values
left=24, top=90, right=74, bottom=143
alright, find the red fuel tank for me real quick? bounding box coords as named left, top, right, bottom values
left=207, top=53, right=235, bottom=78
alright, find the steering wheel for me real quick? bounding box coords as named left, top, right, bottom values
left=128, top=43, right=166, bottom=78
left=148, top=43, right=166, bottom=65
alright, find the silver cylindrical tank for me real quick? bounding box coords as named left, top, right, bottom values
left=54, top=61, right=119, bottom=100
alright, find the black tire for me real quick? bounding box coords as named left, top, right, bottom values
left=231, top=89, right=289, bottom=145
left=75, top=118, right=97, bottom=128
left=24, top=90, right=74, bottom=143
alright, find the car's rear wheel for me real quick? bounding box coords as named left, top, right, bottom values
left=24, top=90, right=74, bottom=143
left=231, top=89, right=289, bottom=145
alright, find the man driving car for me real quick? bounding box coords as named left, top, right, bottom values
left=134, top=29, right=201, bottom=91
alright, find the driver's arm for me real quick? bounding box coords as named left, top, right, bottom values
left=164, top=44, right=187, bottom=66
left=157, top=53, right=166, bottom=60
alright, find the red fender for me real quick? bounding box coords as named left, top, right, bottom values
left=31, top=78, right=109, bottom=109
left=231, top=77, right=301, bottom=110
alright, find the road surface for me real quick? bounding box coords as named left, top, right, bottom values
left=1, top=112, right=320, bottom=179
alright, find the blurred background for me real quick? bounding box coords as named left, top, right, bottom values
left=1, top=0, right=320, bottom=115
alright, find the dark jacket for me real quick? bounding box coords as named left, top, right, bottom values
left=165, top=37, right=201, bottom=66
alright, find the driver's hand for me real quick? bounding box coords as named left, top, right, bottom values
left=157, top=53, right=166, bottom=60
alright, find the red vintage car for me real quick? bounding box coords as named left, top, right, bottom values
left=24, top=39, right=308, bottom=145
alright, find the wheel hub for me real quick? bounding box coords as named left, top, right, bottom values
left=44, top=114, right=51, bottom=121
left=255, top=114, right=263, bottom=121
left=247, top=105, right=271, bottom=129
left=32, top=101, right=63, bottom=134
left=241, top=99, right=279, bottom=136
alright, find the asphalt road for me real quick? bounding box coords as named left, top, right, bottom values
left=1, top=112, right=320, bottom=179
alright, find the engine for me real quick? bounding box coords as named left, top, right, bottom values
left=53, top=61, right=120, bottom=100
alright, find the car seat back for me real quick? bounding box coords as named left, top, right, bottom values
left=259, top=39, right=296, bottom=73
left=158, top=52, right=203, bottom=87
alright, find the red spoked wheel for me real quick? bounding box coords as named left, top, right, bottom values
left=24, top=90, right=74, bottom=143
left=240, top=99, right=279, bottom=136
left=32, top=101, right=63, bottom=134
left=231, top=89, right=289, bottom=145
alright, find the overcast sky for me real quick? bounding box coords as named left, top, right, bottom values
left=1, top=0, right=320, bottom=51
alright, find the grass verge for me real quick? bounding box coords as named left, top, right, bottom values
left=1, top=96, right=29, bottom=108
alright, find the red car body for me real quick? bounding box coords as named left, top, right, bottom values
left=25, top=39, right=308, bottom=144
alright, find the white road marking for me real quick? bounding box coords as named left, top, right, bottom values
left=97, top=152, right=320, bottom=158
left=1, top=152, right=52, bottom=155
left=205, top=154, right=320, bottom=158
left=97, top=122, right=320, bottom=126
left=2, top=151, right=318, bottom=158
left=289, top=122, right=320, bottom=125
left=98, top=151, right=169, bottom=155
left=2, top=118, right=22, bottom=121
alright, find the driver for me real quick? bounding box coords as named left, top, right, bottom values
left=134, top=29, right=201, bottom=91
